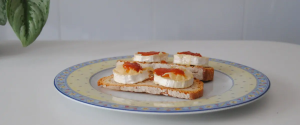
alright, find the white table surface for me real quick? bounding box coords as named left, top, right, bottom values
left=0, top=40, right=299, bottom=125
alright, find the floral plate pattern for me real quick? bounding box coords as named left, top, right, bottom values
left=54, top=55, right=270, bottom=114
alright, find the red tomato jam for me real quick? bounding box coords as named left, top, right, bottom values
left=177, top=51, right=202, bottom=57
left=137, top=51, right=166, bottom=56
left=161, top=60, right=167, bottom=64
left=123, top=62, right=143, bottom=73
left=154, top=68, right=185, bottom=78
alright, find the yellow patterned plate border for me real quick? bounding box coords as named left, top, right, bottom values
left=54, top=55, right=270, bottom=114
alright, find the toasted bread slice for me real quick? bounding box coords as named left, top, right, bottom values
left=116, top=60, right=214, bottom=81
left=98, top=75, right=204, bottom=100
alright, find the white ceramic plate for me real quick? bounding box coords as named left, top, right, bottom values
left=54, top=55, right=270, bottom=115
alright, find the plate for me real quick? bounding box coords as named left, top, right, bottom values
left=54, top=55, right=270, bottom=115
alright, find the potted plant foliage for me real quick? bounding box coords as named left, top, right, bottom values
left=0, top=0, right=50, bottom=47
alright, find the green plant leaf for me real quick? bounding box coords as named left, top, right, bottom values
left=7, top=0, right=50, bottom=47
left=0, top=0, right=7, bottom=25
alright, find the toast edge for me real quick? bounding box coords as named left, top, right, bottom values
left=97, top=75, right=203, bottom=100
left=203, top=67, right=214, bottom=81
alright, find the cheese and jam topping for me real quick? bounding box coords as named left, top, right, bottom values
left=137, top=51, right=166, bottom=56
left=153, top=68, right=194, bottom=88
left=173, top=51, right=209, bottom=66
left=113, top=62, right=149, bottom=84
left=154, top=68, right=185, bottom=79
left=133, top=51, right=168, bottom=63
left=178, top=51, right=202, bottom=57
left=123, top=62, right=143, bottom=73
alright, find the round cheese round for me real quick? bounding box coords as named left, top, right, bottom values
left=133, top=52, right=168, bottom=62
left=173, top=54, right=209, bottom=66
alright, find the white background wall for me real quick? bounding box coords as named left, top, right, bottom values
left=1, top=0, right=300, bottom=44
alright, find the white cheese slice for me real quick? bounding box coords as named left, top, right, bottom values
left=133, top=52, right=168, bottom=62
left=112, top=65, right=149, bottom=84
left=153, top=69, right=194, bottom=88
left=173, top=54, right=209, bottom=66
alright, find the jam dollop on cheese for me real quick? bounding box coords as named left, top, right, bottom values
left=160, top=60, right=167, bottom=64
left=123, top=62, right=143, bottom=73
left=154, top=68, right=185, bottom=78
left=137, top=51, right=166, bottom=56
left=177, top=51, right=202, bottom=57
